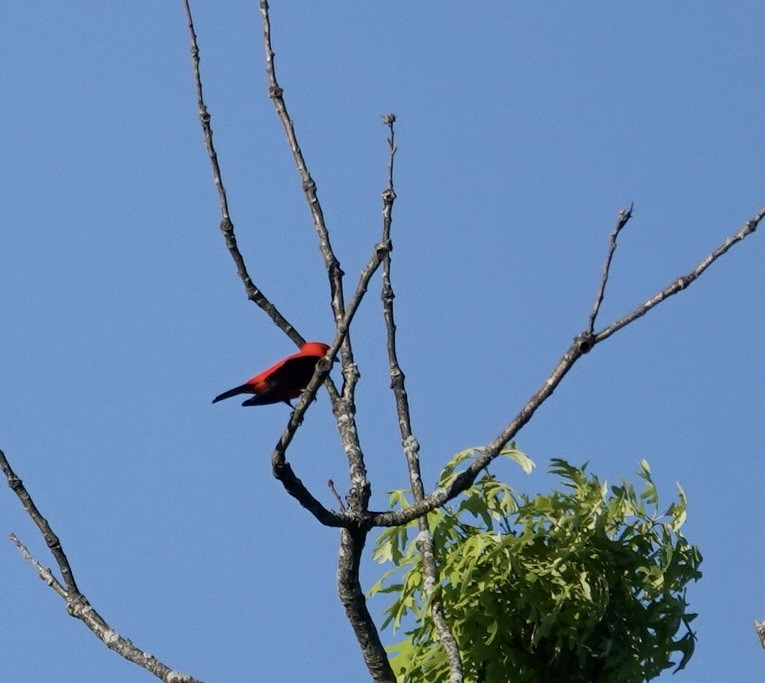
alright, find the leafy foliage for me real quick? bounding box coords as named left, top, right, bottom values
left=370, top=449, right=702, bottom=682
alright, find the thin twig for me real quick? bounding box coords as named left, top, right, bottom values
left=2, top=449, right=203, bottom=683
left=368, top=204, right=764, bottom=527
left=588, top=203, right=634, bottom=334
left=327, top=479, right=347, bottom=512
left=10, top=533, right=67, bottom=598
left=182, top=0, right=302, bottom=346
left=258, top=0, right=346, bottom=330
left=1, top=449, right=79, bottom=593
left=379, top=115, right=463, bottom=681
left=594, top=206, right=764, bottom=344
left=184, top=0, right=349, bottom=418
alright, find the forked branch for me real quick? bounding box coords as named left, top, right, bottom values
left=270, top=235, right=392, bottom=522
left=257, top=0, right=371, bottom=517
left=369, top=205, right=764, bottom=527
left=184, top=0, right=363, bottom=522
left=1, top=450, right=203, bottom=683
left=588, top=203, right=634, bottom=334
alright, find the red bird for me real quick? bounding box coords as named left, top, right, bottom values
left=212, top=341, right=331, bottom=407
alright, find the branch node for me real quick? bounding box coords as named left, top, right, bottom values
left=330, top=259, right=345, bottom=278
left=576, top=331, right=595, bottom=354
left=268, top=85, right=283, bottom=99
left=381, top=282, right=394, bottom=302
left=376, top=240, right=392, bottom=258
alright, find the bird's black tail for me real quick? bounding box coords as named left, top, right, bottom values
left=212, top=384, right=251, bottom=404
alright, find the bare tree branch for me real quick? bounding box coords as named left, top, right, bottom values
left=338, top=528, right=396, bottom=683
left=9, top=3, right=758, bottom=682
left=184, top=6, right=385, bottom=671
left=182, top=0, right=338, bottom=524
left=588, top=203, right=634, bottom=335
left=593, top=206, right=764, bottom=344
left=368, top=204, right=764, bottom=527
left=182, top=0, right=302, bottom=347
left=327, top=479, right=347, bottom=512
left=192, top=5, right=764, bottom=680
left=258, top=0, right=346, bottom=328
left=183, top=0, right=355, bottom=431
left=379, top=114, right=463, bottom=681
left=257, top=0, right=371, bottom=518
left=2, top=449, right=203, bottom=683
left=755, top=618, right=765, bottom=650
left=10, top=533, right=67, bottom=597
left=253, top=21, right=404, bottom=670
left=270, top=236, right=391, bottom=522
left=1, top=449, right=79, bottom=593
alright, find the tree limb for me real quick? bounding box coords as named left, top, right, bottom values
left=182, top=0, right=301, bottom=346
left=338, top=528, right=396, bottom=683
left=257, top=0, right=370, bottom=518
left=368, top=204, right=764, bottom=527
left=1, top=449, right=203, bottom=683
left=588, top=203, right=634, bottom=334
left=594, top=206, right=764, bottom=344
left=258, top=0, right=346, bottom=328
left=270, top=237, right=391, bottom=523
left=379, top=114, right=463, bottom=681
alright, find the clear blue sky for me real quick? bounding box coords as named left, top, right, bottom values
left=2, top=3, right=764, bottom=681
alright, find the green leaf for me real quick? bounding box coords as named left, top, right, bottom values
left=498, top=444, right=536, bottom=474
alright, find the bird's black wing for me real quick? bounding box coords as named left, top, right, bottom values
left=241, top=355, right=321, bottom=406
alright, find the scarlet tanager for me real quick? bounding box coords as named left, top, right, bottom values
left=212, top=341, right=331, bottom=407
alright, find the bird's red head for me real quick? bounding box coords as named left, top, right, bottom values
left=300, top=341, right=331, bottom=357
